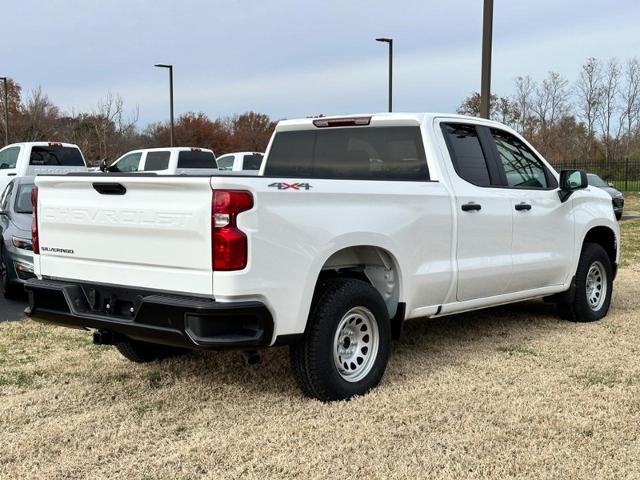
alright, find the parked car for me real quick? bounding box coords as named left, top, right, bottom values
left=0, top=142, right=88, bottom=192
left=0, top=177, right=35, bottom=298
left=216, top=151, right=264, bottom=172
left=103, top=147, right=217, bottom=175
left=26, top=113, right=619, bottom=401
left=587, top=173, right=624, bottom=220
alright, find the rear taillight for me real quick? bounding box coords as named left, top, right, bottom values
left=31, top=186, right=39, bottom=255
left=212, top=190, right=253, bottom=271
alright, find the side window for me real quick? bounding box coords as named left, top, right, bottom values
left=217, top=155, right=235, bottom=171
left=143, top=151, right=171, bottom=171
left=0, top=146, right=20, bottom=170
left=441, top=123, right=491, bottom=187
left=112, top=152, right=142, bottom=172
left=491, top=128, right=551, bottom=189
left=1, top=182, right=13, bottom=211
left=242, top=154, right=263, bottom=170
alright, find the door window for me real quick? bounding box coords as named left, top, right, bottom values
left=143, top=151, right=171, bottom=171
left=440, top=124, right=491, bottom=186
left=0, top=146, right=20, bottom=170
left=112, top=152, right=142, bottom=172
left=217, top=155, right=235, bottom=171
left=490, top=128, right=552, bottom=189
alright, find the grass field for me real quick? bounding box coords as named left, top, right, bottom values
left=1, top=225, right=640, bottom=479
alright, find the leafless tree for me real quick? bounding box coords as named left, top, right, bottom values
left=619, top=58, right=640, bottom=157
left=93, top=92, right=139, bottom=159
left=22, top=86, right=59, bottom=141
left=575, top=57, right=603, bottom=157
left=532, top=71, right=570, bottom=154
left=597, top=59, right=621, bottom=161
left=513, top=75, right=535, bottom=134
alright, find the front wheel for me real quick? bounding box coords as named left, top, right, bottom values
left=290, top=278, right=391, bottom=402
left=557, top=243, right=613, bottom=322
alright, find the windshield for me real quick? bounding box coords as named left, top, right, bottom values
left=15, top=183, right=35, bottom=214
left=30, top=146, right=85, bottom=166
left=587, top=174, right=609, bottom=188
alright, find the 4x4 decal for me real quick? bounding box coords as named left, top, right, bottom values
left=268, top=182, right=312, bottom=191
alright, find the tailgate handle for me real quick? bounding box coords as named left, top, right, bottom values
left=93, top=183, right=127, bottom=195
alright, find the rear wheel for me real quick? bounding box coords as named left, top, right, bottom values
left=290, top=278, right=391, bottom=401
left=557, top=243, right=613, bottom=322
left=115, top=339, right=189, bottom=363
left=1, top=247, right=22, bottom=300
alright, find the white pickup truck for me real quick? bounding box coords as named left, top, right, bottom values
left=0, top=142, right=87, bottom=191
left=26, top=113, right=619, bottom=401
left=103, top=147, right=217, bottom=175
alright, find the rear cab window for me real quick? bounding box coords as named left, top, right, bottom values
left=143, top=151, right=171, bottom=171
left=265, top=126, right=429, bottom=181
left=29, top=145, right=84, bottom=166
left=177, top=150, right=217, bottom=169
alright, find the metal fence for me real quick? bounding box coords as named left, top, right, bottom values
left=552, top=159, right=640, bottom=192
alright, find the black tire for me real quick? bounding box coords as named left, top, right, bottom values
left=290, top=278, right=391, bottom=402
left=1, top=247, right=22, bottom=300
left=115, top=339, right=189, bottom=363
left=615, top=211, right=623, bottom=221
left=557, top=242, right=613, bottom=322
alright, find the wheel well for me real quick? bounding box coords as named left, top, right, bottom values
left=583, top=226, right=617, bottom=267
left=316, top=246, right=404, bottom=338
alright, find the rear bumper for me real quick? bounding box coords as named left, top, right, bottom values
left=24, top=278, right=274, bottom=350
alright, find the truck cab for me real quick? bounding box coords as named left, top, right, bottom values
left=105, top=147, right=217, bottom=175
left=0, top=142, right=87, bottom=192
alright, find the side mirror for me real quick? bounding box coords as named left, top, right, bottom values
left=99, top=159, right=108, bottom=172
left=607, top=182, right=615, bottom=188
left=558, top=169, right=588, bottom=202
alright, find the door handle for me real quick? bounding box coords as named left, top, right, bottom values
left=515, top=202, right=532, bottom=211
left=461, top=202, right=482, bottom=212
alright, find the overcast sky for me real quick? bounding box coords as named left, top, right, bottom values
left=3, top=0, right=639, bottom=126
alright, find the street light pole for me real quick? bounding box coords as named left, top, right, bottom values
left=480, top=0, right=494, bottom=119
left=0, top=77, right=8, bottom=145
left=375, top=38, right=393, bottom=112
left=154, top=64, right=174, bottom=146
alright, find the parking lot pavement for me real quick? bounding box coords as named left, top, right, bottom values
left=0, top=295, right=28, bottom=322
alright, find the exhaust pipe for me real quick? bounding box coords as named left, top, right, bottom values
left=242, top=350, right=261, bottom=365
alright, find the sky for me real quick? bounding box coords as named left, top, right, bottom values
left=3, top=0, right=640, bottom=126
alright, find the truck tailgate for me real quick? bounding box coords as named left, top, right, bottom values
left=35, top=175, right=214, bottom=295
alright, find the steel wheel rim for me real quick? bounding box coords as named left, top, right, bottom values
left=333, top=306, right=379, bottom=383
left=586, top=260, right=607, bottom=311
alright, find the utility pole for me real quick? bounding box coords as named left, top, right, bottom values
left=0, top=77, right=8, bottom=145
left=154, top=64, right=174, bottom=146
left=480, top=0, right=493, bottom=119
left=375, top=38, right=393, bottom=112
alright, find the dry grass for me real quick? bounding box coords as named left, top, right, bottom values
left=2, top=277, right=640, bottom=479
left=623, top=192, right=640, bottom=214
